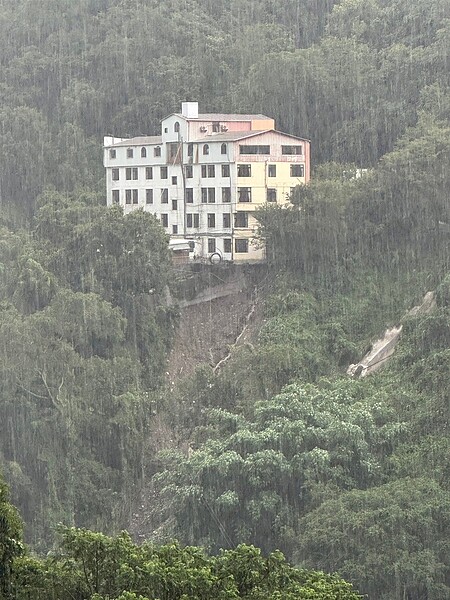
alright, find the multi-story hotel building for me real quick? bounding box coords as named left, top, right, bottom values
left=104, top=102, right=310, bottom=262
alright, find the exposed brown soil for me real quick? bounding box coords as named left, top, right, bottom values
left=165, top=288, right=262, bottom=387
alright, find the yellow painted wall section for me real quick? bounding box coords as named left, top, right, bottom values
left=236, top=161, right=306, bottom=209
left=251, top=119, right=275, bottom=130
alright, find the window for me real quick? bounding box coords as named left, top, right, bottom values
left=237, top=164, right=251, bottom=177
left=187, top=214, right=199, bottom=228
left=202, top=165, right=215, bottom=177
left=132, top=167, right=138, bottom=180
left=172, top=199, right=177, bottom=210
left=235, top=239, right=249, bottom=253
left=164, top=127, right=168, bottom=133
left=212, top=122, right=220, bottom=133
left=201, top=188, right=215, bottom=203
left=125, top=189, right=132, bottom=204
left=238, top=187, right=252, bottom=203
left=161, top=166, right=168, bottom=179
left=161, top=214, right=168, bottom=227
left=268, top=164, right=276, bottom=177
left=174, top=121, right=180, bottom=133
left=112, top=190, right=120, bottom=204
left=126, top=168, right=138, bottom=180
left=172, top=225, right=178, bottom=234
left=154, top=146, right=161, bottom=157
left=207, top=214, right=215, bottom=228
left=290, top=164, right=305, bottom=177
left=109, top=149, right=116, bottom=159
left=222, top=164, right=230, bottom=177
left=161, top=189, right=168, bottom=203
left=239, top=145, right=270, bottom=155
left=221, top=143, right=227, bottom=155
left=146, top=189, right=153, bottom=204
left=187, top=143, right=193, bottom=157
left=112, top=168, right=119, bottom=181
left=126, top=168, right=132, bottom=180
left=168, top=143, right=180, bottom=161
left=141, top=147, right=147, bottom=158
left=127, top=148, right=134, bottom=158
left=172, top=176, right=177, bottom=185
left=223, top=213, right=231, bottom=228
left=267, top=188, right=277, bottom=203
left=224, top=238, right=232, bottom=253
left=203, top=144, right=209, bottom=155
left=234, top=212, right=248, bottom=228
left=146, top=167, right=153, bottom=179
left=222, top=187, right=231, bottom=203
left=282, top=145, right=302, bottom=155
left=208, top=238, right=216, bottom=253
left=185, top=165, right=193, bottom=178
left=185, top=188, right=193, bottom=203
left=132, top=189, right=138, bottom=204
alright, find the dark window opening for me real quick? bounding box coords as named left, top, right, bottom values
left=146, top=189, right=153, bottom=204
left=112, top=190, right=119, bottom=204
left=238, top=164, right=251, bottom=177
left=154, top=146, right=161, bottom=157
left=222, top=164, right=230, bottom=177
left=223, top=213, right=231, bottom=228
left=234, top=212, right=248, bottom=228
left=222, top=187, right=231, bottom=203
left=141, top=147, right=147, bottom=158
left=203, top=144, right=209, bottom=155
left=208, top=238, right=216, bottom=253
left=201, top=188, right=215, bottom=203
left=146, top=166, right=153, bottom=179
left=238, top=187, right=251, bottom=203
left=235, top=239, right=249, bottom=253
left=221, top=143, right=227, bottom=155
left=112, top=168, right=119, bottom=181
left=290, top=164, right=305, bottom=177
left=282, top=145, right=302, bottom=155
left=268, top=164, right=276, bottom=177
left=239, top=145, right=270, bottom=155
left=161, top=189, right=169, bottom=203
left=185, top=188, right=193, bottom=203
left=267, top=188, right=277, bottom=202
left=185, top=165, right=193, bottom=178
left=109, top=149, right=116, bottom=159
left=127, top=148, right=134, bottom=158
left=224, top=238, right=232, bottom=253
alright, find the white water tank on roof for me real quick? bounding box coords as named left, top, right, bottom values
left=182, top=102, right=199, bottom=119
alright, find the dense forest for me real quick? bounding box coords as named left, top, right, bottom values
left=1, top=0, right=450, bottom=598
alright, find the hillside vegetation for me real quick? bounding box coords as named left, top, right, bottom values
left=0, top=1, right=449, bottom=599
